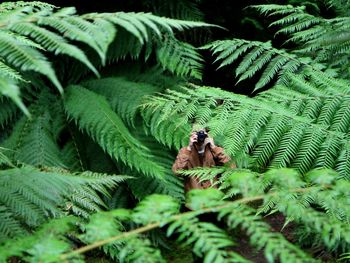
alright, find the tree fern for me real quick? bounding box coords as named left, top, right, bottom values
left=0, top=166, right=127, bottom=241
left=157, top=35, right=204, bottom=80
left=81, top=77, right=162, bottom=127
left=141, top=84, right=350, bottom=175
left=0, top=97, right=17, bottom=129
left=2, top=94, right=65, bottom=167
left=9, top=21, right=100, bottom=76
left=126, top=125, right=184, bottom=201
left=2, top=1, right=350, bottom=262
left=66, top=170, right=129, bottom=218
left=201, top=38, right=349, bottom=93
left=0, top=75, right=29, bottom=116
left=0, top=31, right=63, bottom=93
left=64, top=85, right=166, bottom=179
left=2, top=167, right=348, bottom=262
left=252, top=3, right=350, bottom=77
left=143, top=0, right=204, bottom=21
left=0, top=1, right=212, bottom=113
left=81, top=77, right=185, bottom=200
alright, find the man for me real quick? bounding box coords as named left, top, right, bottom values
left=172, top=128, right=234, bottom=193
left=172, top=128, right=235, bottom=262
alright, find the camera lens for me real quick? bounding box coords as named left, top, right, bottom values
left=196, top=131, right=207, bottom=143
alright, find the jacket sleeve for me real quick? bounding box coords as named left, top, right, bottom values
left=172, top=147, right=191, bottom=175
left=211, top=146, right=236, bottom=168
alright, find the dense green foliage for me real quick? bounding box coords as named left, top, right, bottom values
left=0, top=0, right=350, bottom=262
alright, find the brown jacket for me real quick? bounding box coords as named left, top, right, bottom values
left=172, top=145, right=233, bottom=192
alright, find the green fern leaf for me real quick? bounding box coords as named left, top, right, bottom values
left=64, top=85, right=166, bottom=178
left=9, top=22, right=99, bottom=77
left=0, top=60, right=25, bottom=82
left=157, top=35, right=203, bottom=80
left=0, top=97, right=18, bottom=128
left=0, top=75, right=29, bottom=116
left=2, top=108, right=65, bottom=167
left=0, top=31, right=62, bottom=94
left=82, top=77, right=161, bottom=127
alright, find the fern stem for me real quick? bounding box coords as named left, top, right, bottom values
left=60, top=187, right=312, bottom=260
left=60, top=222, right=160, bottom=260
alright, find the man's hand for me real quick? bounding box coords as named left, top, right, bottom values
left=187, top=132, right=198, bottom=151
left=204, top=136, right=216, bottom=149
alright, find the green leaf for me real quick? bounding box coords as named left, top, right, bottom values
left=64, top=85, right=166, bottom=179
left=0, top=75, right=29, bottom=116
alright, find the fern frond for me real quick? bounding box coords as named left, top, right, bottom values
left=83, top=75, right=185, bottom=199
left=64, top=85, right=166, bottom=179
left=144, top=0, right=204, bottom=21
left=2, top=99, right=65, bottom=167
left=68, top=169, right=129, bottom=218
left=142, top=85, right=350, bottom=174
left=83, top=12, right=214, bottom=44
left=252, top=3, right=350, bottom=77
left=0, top=3, right=213, bottom=114
left=116, top=236, right=166, bottom=263
left=0, top=147, right=14, bottom=167
left=157, top=35, right=203, bottom=80
left=126, top=126, right=184, bottom=200
left=251, top=4, right=297, bottom=17
left=0, top=60, right=24, bottom=82
left=82, top=77, right=161, bottom=127
left=60, top=140, right=84, bottom=171
left=169, top=215, right=251, bottom=262
left=0, top=97, right=17, bottom=129
left=0, top=216, right=79, bottom=262
left=2, top=167, right=348, bottom=262
left=0, top=75, right=28, bottom=116
left=0, top=1, right=55, bottom=11
left=0, top=31, right=62, bottom=94
left=9, top=22, right=99, bottom=77
left=335, top=147, right=350, bottom=180
left=0, top=165, right=127, bottom=241
left=202, top=39, right=307, bottom=91
left=220, top=203, right=318, bottom=263
left=0, top=167, right=80, bottom=239
left=141, top=102, right=191, bottom=150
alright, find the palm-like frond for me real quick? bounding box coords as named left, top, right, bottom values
left=60, top=169, right=129, bottom=218
left=252, top=4, right=350, bottom=77
left=143, top=0, right=204, bottom=21
left=157, top=35, right=203, bottom=80
left=0, top=31, right=63, bottom=93
left=142, top=84, right=350, bottom=175
left=9, top=22, right=100, bottom=77
left=81, top=76, right=184, bottom=200
left=82, top=77, right=162, bottom=127
left=3, top=167, right=348, bottom=262
left=0, top=1, right=212, bottom=114
left=0, top=166, right=126, bottom=241
left=126, top=125, right=184, bottom=200
left=2, top=96, right=65, bottom=167
left=64, top=85, right=166, bottom=179
left=0, top=97, right=17, bottom=129
left=201, top=38, right=350, bottom=93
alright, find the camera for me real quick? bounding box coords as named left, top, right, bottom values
left=196, top=130, right=207, bottom=143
